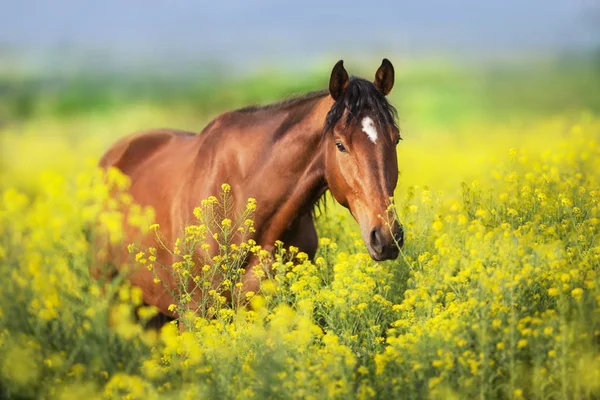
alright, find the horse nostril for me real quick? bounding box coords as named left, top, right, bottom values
left=370, top=228, right=383, bottom=253
left=394, top=227, right=405, bottom=248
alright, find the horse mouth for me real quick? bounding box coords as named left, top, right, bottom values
left=368, top=246, right=400, bottom=261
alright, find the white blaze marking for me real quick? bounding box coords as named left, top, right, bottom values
left=361, top=117, right=378, bottom=143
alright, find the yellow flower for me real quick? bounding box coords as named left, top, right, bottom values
left=571, top=287, right=583, bottom=300
left=193, top=207, right=202, bottom=219
left=319, top=238, right=331, bottom=246
left=246, top=198, right=257, bottom=211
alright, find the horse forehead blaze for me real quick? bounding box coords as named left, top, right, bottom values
left=360, top=116, right=378, bottom=144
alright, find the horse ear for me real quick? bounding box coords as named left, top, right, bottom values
left=329, top=60, right=349, bottom=101
left=374, top=58, right=394, bottom=95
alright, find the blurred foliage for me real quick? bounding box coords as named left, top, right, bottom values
left=1, top=54, right=599, bottom=128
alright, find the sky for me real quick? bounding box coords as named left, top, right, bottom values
left=1, top=0, right=598, bottom=72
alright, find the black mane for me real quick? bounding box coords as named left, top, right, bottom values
left=324, top=77, right=398, bottom=134
left=234, top=77, right=398, bottom=136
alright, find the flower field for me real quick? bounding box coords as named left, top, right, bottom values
left=0, top=64, right=599, bottom=399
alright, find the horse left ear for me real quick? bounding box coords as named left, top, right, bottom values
left=329, top=60, right=349, bottom=101
left=374, top=58, right=394, bottom=95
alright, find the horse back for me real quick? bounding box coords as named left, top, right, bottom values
left=99, top=129, right=196, bottom=174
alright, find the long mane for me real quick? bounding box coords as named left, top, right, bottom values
left=234, top=78, right=398, bottom=137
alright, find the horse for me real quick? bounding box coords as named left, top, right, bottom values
left=97, top=59, right=404, bottom=319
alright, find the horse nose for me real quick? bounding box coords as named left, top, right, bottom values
left=369, top=226, right=403, bottom=260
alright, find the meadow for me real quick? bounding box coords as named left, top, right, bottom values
left=0, top=56, right=599, bottom=399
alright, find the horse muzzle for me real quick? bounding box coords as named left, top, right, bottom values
left=367, top=225, right=404, bottom=261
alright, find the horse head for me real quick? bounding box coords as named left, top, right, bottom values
left=323, top=59, right=404, bottom=261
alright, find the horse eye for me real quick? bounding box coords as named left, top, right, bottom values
left=396, top=137, right=401, bottom=145
left=336, top=141, right=347, bottom=152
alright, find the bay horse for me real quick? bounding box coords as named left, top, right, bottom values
left=97, top=59, right=404, bottom=318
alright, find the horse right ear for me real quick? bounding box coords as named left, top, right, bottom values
left=374, top=58, right=394, bottom=95
left=329, top=60, right=349, bottom=101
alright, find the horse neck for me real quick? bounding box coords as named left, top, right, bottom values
left=250, top=95, right=334, bottom=244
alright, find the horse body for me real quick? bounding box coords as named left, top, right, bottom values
left=98, top=60, right=404, bottom=318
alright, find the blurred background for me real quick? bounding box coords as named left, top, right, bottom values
left=1, top=0, right=599, bottom=192
left=2, top=1, right=599, bottom=71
